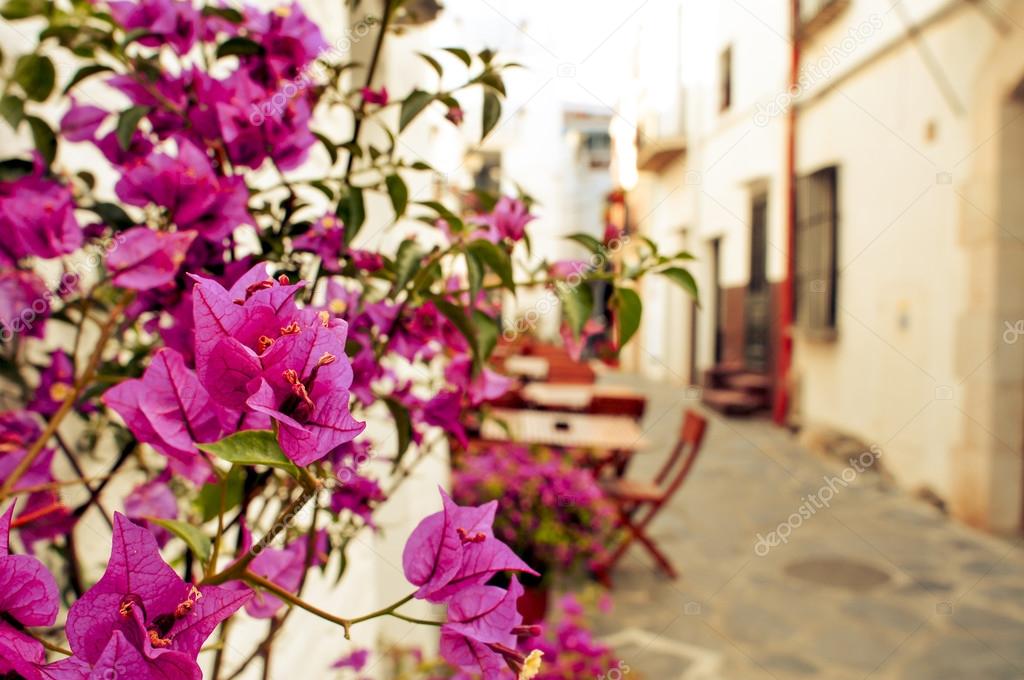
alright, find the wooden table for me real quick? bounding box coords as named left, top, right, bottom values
left=501, top=355, right=550, bottom=380
left=480, top=408, right=649, bottom=451
left=520, top=383, right=644, bottom=411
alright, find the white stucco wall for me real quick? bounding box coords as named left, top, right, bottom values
left=621, top=0, right=1022, bottom=518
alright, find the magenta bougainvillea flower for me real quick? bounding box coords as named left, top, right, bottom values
left=212, top=70, right=317, bottom=171
left=292, top=214, right=345, bottom=270
left=330, top=473, right=386, bottom=526
left=439, top=578, right=536, bottom=680
left=59, top=100, right=108, bottom=143
left=191, top=264, right=364, bottom=465
left=107, top=227, right=197, bottom=290
left=561, top=317, right=605, bottom=362
left=0, top=413, right=75, bottom=552
left=27, top=350, right=75, bottom=417
left=331, top=648, right=369, bottom=671
left=241, top=2, right=328, bottom=85
left=238, top=528, right=327, bottom=619
left=402, top=489, right=536, bottom=604
left=108, top=0, right=198, bottom=54
left=444, top=356, right=513, bottom=407
left=115, top=140, right=254, bottom=240
left=54, top=513, right=251, bottom=679
left=104, top=347, right=228, bottom=483
left=475, top=196, right=535, bottom=243
left=0, top=160, right=81, bottom=265
left=0, top=271, right=49, bottom=340
left=0, top=502, right=60, bottom=679
left=360, top=86, right=389, bottom=106
left=124, top=474, right=179, bottom=548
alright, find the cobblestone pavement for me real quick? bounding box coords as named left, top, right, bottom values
left=586, top=375, right=1024, bottom=680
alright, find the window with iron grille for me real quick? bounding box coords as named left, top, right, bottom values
left=795, top=166, right=838, bottom=338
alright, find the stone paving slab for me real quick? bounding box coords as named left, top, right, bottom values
left=584, top=375, right=1024, bottom=680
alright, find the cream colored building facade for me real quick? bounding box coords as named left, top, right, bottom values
left=619, top=0, right=1024, bottom=534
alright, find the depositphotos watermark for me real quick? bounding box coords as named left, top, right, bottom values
left=597, top=660, right=631, bottom=680
left=753, top=444, right=882, bottom=557
left=248, top=485, right=320, bottom=557
left=248, top=16, right=379, bottom=126
left=754, top=13, right=883, bottom=127
left=1, top=232, right=127, bottom=343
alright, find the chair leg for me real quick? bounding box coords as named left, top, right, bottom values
left=611, top=505, right=679, bottom=579
left=629, top=523, right=678, bottom=579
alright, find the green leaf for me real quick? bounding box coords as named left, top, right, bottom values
left=313, top=131, right=338, bottom=165
left=0, top=158, right=34, bottom=181
left=465, top=250, right=483, bottom=301
left=399, top=89, right=433, bottom=131
left=90, top=202, right=134, bottom=230
left=116, top=105, right=150, bottom=151
left=194, top=467, right=244, bottom=523
left=338, top=186, right=365, bottom=245
left=0, top=94, right=23, bottom=129
left=63, top=64, right=112, bottom=94
left=196, top=430, right=299, bottom=477
left=385, top=173, right=408, bottom=218
left=383, top=397, right=413, bottom=468
left=442, top=47, right=472, bottom=66
left=479, top=48, right=495, bottom=65
left=467, top=239, right=514, bottom=291
left=392, top=238, right=424, bottom=291
left=435, top=299, right=479, bottom=362
left=25, top=115, right=56, bottom=165
left=309, top=180, right=335, bottom=200
left=613, top=287, right=643, bottom=347
left=473, top=309, right=499, bottom=360
left=481, top=91, right=501, bottom=140
left=417, top=52, right=443, bottom=78
left=150, top=518, right=212, bottom=564
left=660, top=266, right=700, bottom=302
left=566, top=232, right=603, bottom=255
left=216, top=36, right=264, bottom=59
left=201, top=5, right=244, bottom=23
left=14, top=54, right=55, bottom=102
left=1, top=0, right=48, bottom=20
left=418, top=200, right=464, bottom=232
left=122, top=28, right=157, bottom=46
left=557, top=282, right=593, bottom=338
left=478, top=70, right=505, bottom=96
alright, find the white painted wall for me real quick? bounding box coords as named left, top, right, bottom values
left=621, top=0, right=1022, bottom=515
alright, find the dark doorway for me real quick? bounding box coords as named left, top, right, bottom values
left=744, top=190, right=771, bottom=372
left=711, top=237, right=724, bottom=364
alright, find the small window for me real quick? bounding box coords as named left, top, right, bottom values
left=795, top=166, right=838, bottom=337
left=719, top=46, right=732, bottom=112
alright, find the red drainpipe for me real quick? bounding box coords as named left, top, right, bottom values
left=773, top=0, right=800, bottom=425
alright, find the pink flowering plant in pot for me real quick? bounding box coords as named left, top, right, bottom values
left=453, top=445, right=619, bottom=586
left=0, top=0, right=697, bottom=678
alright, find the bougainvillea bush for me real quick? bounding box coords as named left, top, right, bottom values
left=453, top=445, right=618, bottom=583
left=0, top=0, right=697, bottom=678
left=366, top=593, right=623, bottom=679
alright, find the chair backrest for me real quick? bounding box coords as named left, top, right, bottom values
left=652, top=410, right=708, bottom=497
left=589, top=394, right=647, bottom=419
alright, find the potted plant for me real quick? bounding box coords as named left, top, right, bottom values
left=453, top=445, right=619, bottom=623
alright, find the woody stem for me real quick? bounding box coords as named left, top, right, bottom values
left=240, top=573, right=428, bottom=640
left=0, top=292, right=135, bottom=500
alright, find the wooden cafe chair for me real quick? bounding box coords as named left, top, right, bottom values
left=598, top=409, right=708, bottom=581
